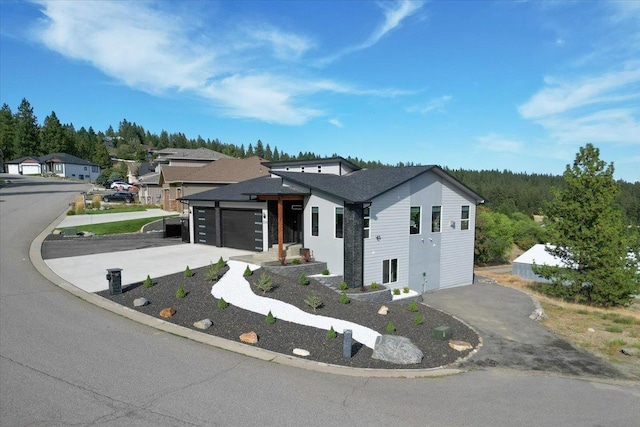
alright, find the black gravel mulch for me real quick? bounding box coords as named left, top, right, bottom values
left=98, top=264, right=480, bottom=369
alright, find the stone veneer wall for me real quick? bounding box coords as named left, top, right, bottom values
left=262, top=262, right=328, bottom=280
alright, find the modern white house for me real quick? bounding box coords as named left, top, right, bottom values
left=5, top=153, right=101, bottom=181
left=180, top=157, right=484, bottom=293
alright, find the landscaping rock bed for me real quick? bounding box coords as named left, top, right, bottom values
left=98, top=264, right=480, bottom=369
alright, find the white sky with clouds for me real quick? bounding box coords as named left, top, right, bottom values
left=0, top=0, right=638, bottom=182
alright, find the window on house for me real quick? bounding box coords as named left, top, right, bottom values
left=54, top=163, right=63, bottom=172
left=431, top=206, right=441, bottom=233
left=461, top=205, right=470, bottom=230
left=311, top=207, right=319, bottom=236
left=382, top=259, right=398, bottom=284
left=363, top=206, right=370, bottom=239
left=84, top=166, right=87, bottom=171
left=335, top=207, right=344, bottom=238
left=410, top=206, right=421, bottom=234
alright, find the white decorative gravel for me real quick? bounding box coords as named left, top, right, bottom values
left=211, top=260, right=382, bottom=349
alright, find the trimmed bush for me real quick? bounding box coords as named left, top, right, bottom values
left=206, top=263, right=220, bottom=282
left=265, top=311, right=276, bottom=324
left=176, top=284, right=186, bottom=298
left=386, top=321, right=396, bottom=333
left=326, top=326, right=337, bottom=339
left=413, top=314, right=424, bottom=325
left=393, top=288, right=401, bottom=295
left=217, top=297, right=229, bottom=309
left=298, top=273, right=309, bottom=286
left=143, top=275, right=153, bottom=288
left=67, top=209, right=76, bottom=215
left=216, top=257, right=226, bottom=269
left=92, top=195, right=101, bottom=210
left=339, top=291, right=350, bottom=304
left=304, top=294, right=322, bottom=312
left=403, top=286, right=410, bottom=294
left=338, top=282, right=348, bottom=291
left=407, top=300, right=419, bottom=312
left=321, top=269, right=330, bottom=275
left=184, top=266, right=193, bottom=278
left=243, top=265, right=252, bottom=277
left=370, top=282, right=379, bottom=290
left=257, top=272, right=273, bottom=294
left=292, top=258, right=301, bottom=265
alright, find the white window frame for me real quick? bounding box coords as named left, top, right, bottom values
left=461, top=205, right=470, bottom=230
left=382, top=258, right=398, bottom=284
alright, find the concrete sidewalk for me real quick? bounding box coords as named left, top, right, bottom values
left=44, top=245, right=251, bottom=293
left=57, top=209, right=178, bottom=228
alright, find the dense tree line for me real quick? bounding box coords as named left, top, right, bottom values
left=2, top=97, right=638, bottom=228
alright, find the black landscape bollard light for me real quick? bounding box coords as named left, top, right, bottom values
left=343, top=329, right=352, bottom=358
left=106, top=268, right=123, bottom=295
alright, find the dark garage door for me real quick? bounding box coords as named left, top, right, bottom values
left=221, top=209, right=263, bottom=251
left=194, top=207, right=216, bottom=245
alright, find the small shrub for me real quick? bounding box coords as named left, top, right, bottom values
left=370, top=282, right=379, bottom=290
left=407, top=300, right=419, bottom=312
left=75, top=206, right=85, bottom=215
left=321, top=269, right=330, bottom=275
left=304, top=294, right=322, bottom=312
left=386, top=321, right=396, bottom=333
left=217, top=297, right=229, bottom=309
left=92, top=195, right=101, bottom=210
left=608, top=338, right=627, bottom=347
left=216, top=257, right=226, bottom=269
left=257, top=272, right=273, bottom=294
left=206, top=263, right=220, bottom=281
left=413, top=314, right=424, bottom=325
left=339, top=291, right=350, bottom=304
left=338, top=282, right=348, bottom=291
left=265, top=311, right=276, bottom=324
left=605, top=325, right=623, bottom=333
left=184, top=266, right=193, bottom=278
left=67, top=209, right=76, bottom=216
left=576, top=309, right=588, bottom=315
left=326, top=326, right=337, bottom=339
left=292, top=258, right=301, bottom=265
left=143, top=275, right=153, bottom=288
left=243, top=265, right=252, bottom=277
left=393, top=288, right=401, bottom=295
left=403, top=286, right=410, bottom=294
left=176, top=284, right=186, bottom=298
left=298, top=273, right=309, bottom=286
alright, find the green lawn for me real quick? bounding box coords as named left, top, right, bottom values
left=85, top=205, right=149, bottom=215
left=60, top=216, right=173, bottom=236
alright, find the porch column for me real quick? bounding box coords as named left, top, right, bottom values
left=277, top=197, right=284, bottom=259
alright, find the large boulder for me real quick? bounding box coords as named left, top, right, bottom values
left=371, top=335, right=423, bottom=365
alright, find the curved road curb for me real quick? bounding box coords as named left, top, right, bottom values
left=30, top=208, right=464, bottom=378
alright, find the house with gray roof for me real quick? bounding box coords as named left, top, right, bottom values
left=154, top=147, right=232, bottom=168
left=5, top=153, right=100, bottom=181
left=180, top=157, right=483, bottom=292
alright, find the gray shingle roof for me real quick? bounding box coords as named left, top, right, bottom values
left=8, top=153, right=98, bottom=166
left=179, top=176, right=309, bottom=202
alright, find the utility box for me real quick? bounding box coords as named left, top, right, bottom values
left=432, top=326, right=452, bottom=341
left=106, top=268, right=123, bottom=295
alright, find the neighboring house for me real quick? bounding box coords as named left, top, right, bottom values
left=158, top=156, right=269, bottom=212
left=6, top=153, right=100, bottom=181
left=154, top=147, right=232, bottom=169
left=180, top=157, right=484, bottom=292
left=136, top=171, right=162, bottom=205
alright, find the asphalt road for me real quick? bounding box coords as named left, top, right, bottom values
left=1, top=175, right=639, bottom=427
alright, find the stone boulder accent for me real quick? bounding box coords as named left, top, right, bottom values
left=133, top=297, right=148, bottom=307
left=378, top=305, right=389, bottom=315
left=448, top=340, right=473, bottom=352
left=239, top=331, right=258, bottom=344
left=193, top=319, right=213, bottom=330
left=620, top=348, right=640, bottom=357
left=293, top=348, right=310, bottom=357
left=371, top=335, right=423, bottom=365
left=159, top=307, right=176, bottom=318
left=529, top=308, right=545, bottom=321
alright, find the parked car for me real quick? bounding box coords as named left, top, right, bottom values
left=110, top=181, right=135, bottom=191
left=102, top=192, right=135, bottom=203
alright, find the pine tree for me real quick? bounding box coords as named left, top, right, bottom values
left=0, top=103, right=16, bottom=161
left=40, top=111, right=67, bottom=154
left=13, top=98, right=40, bottom=157
left=532, top=144, right=639, bottom=306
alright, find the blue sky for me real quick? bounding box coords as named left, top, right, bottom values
left=1, top=0, right=639, bottom=182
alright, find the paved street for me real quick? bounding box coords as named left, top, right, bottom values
left=1, top=175, right=639, bottom=427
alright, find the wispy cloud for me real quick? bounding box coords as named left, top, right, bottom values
left=328, top=118, right=343, bottom=128
left=406, top=95, right=452, bottom=115
left=317, top=0, right=425, bottom=65
left=29, top=0, right=415, bottom=126
left=476, top=134, right=525, bottom=154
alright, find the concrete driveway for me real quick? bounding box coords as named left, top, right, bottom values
left=425, top=276, right=626, bottom=379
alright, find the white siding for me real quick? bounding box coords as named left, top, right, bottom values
left=439, top=184, right=476, bottom=288
left=61, top=163, right=100, bottom=180
left=304, top=193, right=344, bottom=275
left=7, top=164, right=20, bottom=174
left=363, top=182, right=410, bottom=289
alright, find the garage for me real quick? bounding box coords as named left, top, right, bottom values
left=193, top=207, right=216, bottom=245
left=221, top=209, right=263, bottom=251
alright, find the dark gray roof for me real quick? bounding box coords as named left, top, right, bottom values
left=179, top=176, right=309, bottom=202
left=262, top=156, right=361, bottom=171
left=180, top=165, right=484, bottom=204
left=7, top=153, right=98, bottom=166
